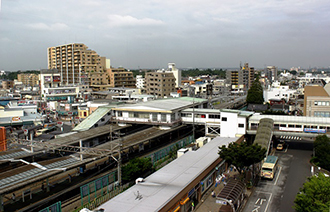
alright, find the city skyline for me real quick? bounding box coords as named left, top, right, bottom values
left=0, top=0, right=330, bottom=71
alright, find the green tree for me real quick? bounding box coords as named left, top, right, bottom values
left=312, top=135, right=330, bottom=171
left=121, top=157, right=154, bottom=183
left=294, top=173, right=330, bottom=212
left=218, top=142, right=266, bottom=175
left=246, top=78, right=264, bottom=104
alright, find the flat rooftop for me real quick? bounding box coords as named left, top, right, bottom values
left=98, top=136, right=237, bottom=212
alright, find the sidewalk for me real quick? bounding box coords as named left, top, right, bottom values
left=196, top=168, right=251, bottom=212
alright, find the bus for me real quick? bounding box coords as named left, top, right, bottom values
left=35, top=126, right=57, bottom=137
left=261, top=155, right=278, bottom=180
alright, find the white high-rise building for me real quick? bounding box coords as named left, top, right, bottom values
left=168, top=63, right=181, bottom=88
left=136, top=75, right=145, bottom=89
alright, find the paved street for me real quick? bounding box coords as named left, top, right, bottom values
left=243, top=141, right=313, bottom=212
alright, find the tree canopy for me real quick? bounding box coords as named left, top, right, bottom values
left=121, top=157, right=154, bottom=183
left=312, top=135, right=330, bottom=171
left=246, top=78, right=264, bottom=104
left=218, top=142, right=267, bottom=174
left=294, top=173, right=330, bottom=212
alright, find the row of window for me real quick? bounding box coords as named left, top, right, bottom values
left=314, top=101, right=330, bottom=106
left=314, top=111, right=330, bottom=117
left=251, top=123, right=330, bottom=130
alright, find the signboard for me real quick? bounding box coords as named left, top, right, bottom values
left=68, top=112, right=73, bottom=115
left=12, top=117, right=21, bottom=122
left=53, top=76, right=60, bottom=82
left=57, top=121, right=63, bottom=127
left=44, top=76, right=51, bottom=82
left=65, top=104, right=70, bottom=111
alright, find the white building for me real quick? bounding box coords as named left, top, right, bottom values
left=263, top=81, right=296, bottom=102
left=168, top=63, right=181, bottom=88
left=135, top=75, right=145, bottom=90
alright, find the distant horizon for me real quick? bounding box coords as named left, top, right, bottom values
left=2, top=66, right=330, bottom=73
left=1, top=1, right=330, bottom=72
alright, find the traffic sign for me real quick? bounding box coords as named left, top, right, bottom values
left=57, top=121, right=63, bottom=127
left=23, top=129, right=29, bottom=135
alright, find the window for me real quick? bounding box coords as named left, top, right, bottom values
left=161, top=114, right=166, bottom=122
left=238, top=123, right=244, bottom=128
left=152, top=113, right=157, bottom=121
left=209, top=114, right=220, bottom=119
left=222, top=117, right=227, bottom=121
left=118, top=111, right=122, bottom=117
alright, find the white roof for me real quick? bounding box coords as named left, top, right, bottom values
left=113, top=97, right=207, bottom=112
left=98, top=136, right=236, bottom=212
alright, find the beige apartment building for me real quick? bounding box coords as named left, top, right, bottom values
left=145, top=71, right=176, bottom=98
left=17, top=73, right=39, bottom=86
left=107, top=67, right=135, bottom=88
left=47, top=43, right=109, bottom=86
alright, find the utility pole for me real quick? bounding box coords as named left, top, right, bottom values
left=110, top=124, right=124, bottom=187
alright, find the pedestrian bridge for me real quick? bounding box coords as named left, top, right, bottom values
left=181, top=109, right=330, bottom=138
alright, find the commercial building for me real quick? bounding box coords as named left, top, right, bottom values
left=47, top=43, right=110, bottom=86
left=304, top=85, right=330, bottom=117
left=1, top=81, right=14, bottom=90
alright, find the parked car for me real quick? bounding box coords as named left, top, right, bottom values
left=276, top=143, right=284, bottom=151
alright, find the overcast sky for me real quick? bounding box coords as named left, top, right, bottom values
left=0, top=0, right=330, bottom=71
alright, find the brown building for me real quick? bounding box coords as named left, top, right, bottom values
left=145, top=71, right=176, bottom=98
left=107, top=68, right=135, bottom=88
left=2, top=80, right=14, bottom=89
left=47, top=43, right=108, bottom=85
left=17, top=73, right=39, bottom=86
left=304, top=85, right=330, bottom=117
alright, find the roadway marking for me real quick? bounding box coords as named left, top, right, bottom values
left=253, top=191, right=272, bottom=212
left=265, top=193, right=272, bottom=212
left=274, top=166, right=282, bottom=185
left=252, top=206, right=260, bottom=212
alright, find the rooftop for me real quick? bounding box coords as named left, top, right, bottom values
left=98, top=136, right=237, bottom=212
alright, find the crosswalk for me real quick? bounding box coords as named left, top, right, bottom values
left=279, top=135, right=302, bottom=140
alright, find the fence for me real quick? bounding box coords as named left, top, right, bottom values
left=145, top=135, right=194, bottom=164
left=75, top=183, right=129, bottom=212
left=80, top=172, right=117, bottom=207
left=39, top=201, right=61, bottom=212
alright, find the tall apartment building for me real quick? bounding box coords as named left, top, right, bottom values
left=242, top=63, right=255, bottom=90
left=226, top=63, right=255, bottom=94
left=17, top=73, right=39, bottom=86
left=266, top=66, right=277, bottom=83
left=47, top=43, right=109, bottom=85
left=145, top=71, right=176, bottom=98
left=107, top=67, right=135, bottom=88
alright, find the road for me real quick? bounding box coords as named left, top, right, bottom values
left=243, top=140, right=313, bottom=212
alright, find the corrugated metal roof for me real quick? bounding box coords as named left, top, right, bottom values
left=113, top=97, right=208, bottom=112
left=47, top=124, right=127, bottom=146
left=73, top=105, right=113, bottom=131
